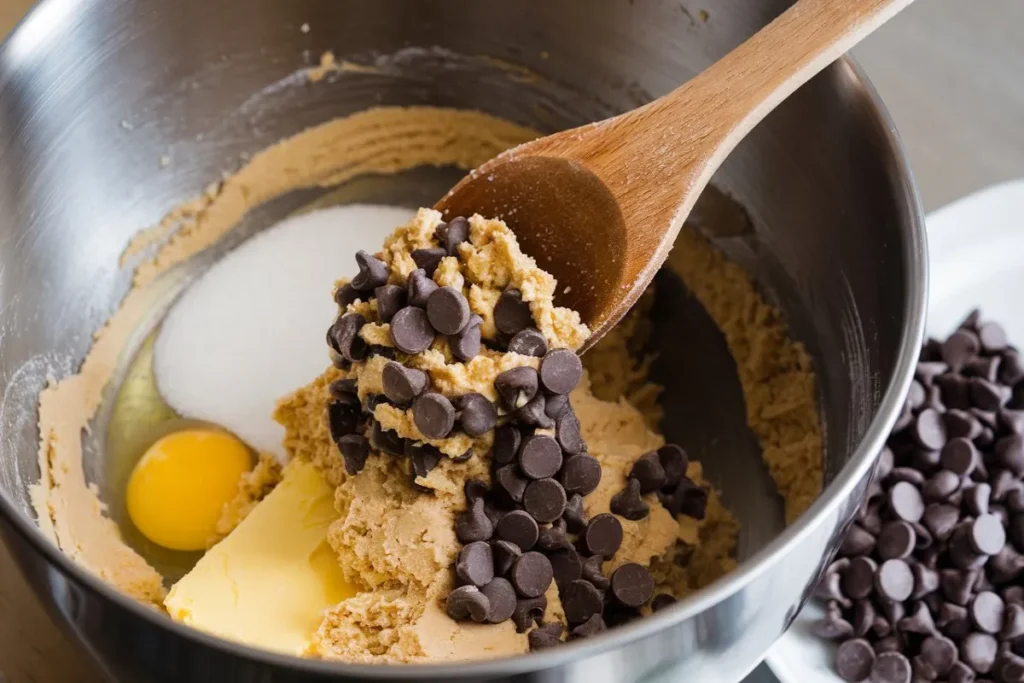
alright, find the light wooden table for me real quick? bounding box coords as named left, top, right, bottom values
left=0, top=0, right=1020, bottom=681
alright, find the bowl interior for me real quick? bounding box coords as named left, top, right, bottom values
left=0, top=0, right=916, bottom=671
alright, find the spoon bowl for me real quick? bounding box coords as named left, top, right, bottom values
left=438, top=0, right=915, bottom=349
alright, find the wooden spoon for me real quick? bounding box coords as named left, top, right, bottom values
left=436, top=0, right=914, bottom=351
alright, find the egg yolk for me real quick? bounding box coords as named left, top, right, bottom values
left=127, top=429, right=251, bottom=551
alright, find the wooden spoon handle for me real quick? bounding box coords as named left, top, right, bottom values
left=653, top=0, right=915, bottom=173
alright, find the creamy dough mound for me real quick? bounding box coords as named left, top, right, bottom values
left=274, top=210, right=733, bottom=662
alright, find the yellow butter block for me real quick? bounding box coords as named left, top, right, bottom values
left=164, top=459, right=354, bottom=655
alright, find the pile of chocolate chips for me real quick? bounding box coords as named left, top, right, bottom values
left=323, top=218, right=710, bottom=649
left=815, top=311, right=1024, bottom=683
left=324, top=217, right=499, bottom=478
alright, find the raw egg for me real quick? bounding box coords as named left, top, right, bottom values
left=127, top=429, right=251, bottom=551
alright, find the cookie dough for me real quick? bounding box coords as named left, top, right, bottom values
left=31, top=101, right=821, bottom=662
left=274, top=209, right=730, bottom=661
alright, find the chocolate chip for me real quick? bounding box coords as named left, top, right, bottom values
left=327, top=400, right=360, bottom=442
left=1002, top=350, right=1024, bottom=386
left=528, top=622, right=562, bottom=651
left=495, top=464, right=529, bottom=503
left=816, top=611, right=857, bottom=640
left=411, top=247, right=446, bottom=278
left=556, top=412, right=587, bottom=455
left=877, top=521, right=916, bottom=560
left=545, top=393, right=571, bottom=421
left=628, top=452, right=668, bottom=494
left=1002, top=603, right=1024, bottom=640
left=370, top=420, right=406, bottom=456
left=918, top=361, right=949, bottom=386
left=337, top=434, right=369, bottom=475
left=913, top=522, right=935, bottom=551
left=523, top=478, right=567, bottom=523
left=579, top=554, right=608, bottom=590
left=570, top=614, right=607, bottom=639
left=924, top=503, right=962, bottom=541
left=890, top=481, right=926, bottom=522
left=651, top=594, right=676, bottom=612
left=449, top=314, right=482, bottom=362
left=836, top=638, right=876, bottom=682
left=916, top=408, right=949, bottom=450
left=992, top=470, right=1022, bottom=503
left=493, top=424, right=522, bottom=466
left=961, top=632, right=998, bottom=674
left=611, top=478, right=649, bottom=521
left=966, top=481, right=991, bottom=518
left=972, top=377, right=1010, bottom=411
left=510, top=551, right=553, bottom=598
left=877, top=559, right=914, bottom=601
left=924, top=470, right=962, bottom=501
left=328, top=313, right=369, bottom=362
left=537, top=520, right=572, bottom=552
left=860, top=502, right=884, bottom=535
left=919, top=636, right=958, bottom=677
left=549, top=548, right=583, bottom=589
left=997, top=436, right=1024, bottom=476
left=560, top=454, right=602, bottom=496
left=413, top=392, right=455, bottom=439
left=843, top=557, right=878, bottom=600
left=494, top=288, right=534, bottom=336
left=512, top=595, right=547, bottom=633
left=381, top=361, right=429, bottom=404
left=657, top=444, right=689, bottom=488
left=662, top=478, right=709, bottom=520
left=373, top=284, right=405, bottom=324
left=334, top=282, right=359, bottom=309
left=971, top=591, right=1006, bottom=634
left=563, top=579, right=604, bottom=624
left=969, top=514, right=1006, bottom=555
left=456, top=541, right=494, bottom=587
left=1000, top=655, right=1024, bottom=683
left=897, top=601, right=936, bottom=635
left=1003, top=409, right=1024, bottom=436
left=456, top=497, right=495, bottom=543
left=496, top=510, right=538, bottom=551
left=426, top=286, right=471, bottom=336
left=888, top=467, right=926, bottom=487
left=351, top=250, right=389, bottom=291
left=506, top=328, right=548, bottom=358
left=451, top=393, right=496, bottom=437
left=563, top=494, right=587, bottom=532
left=406, top=268, right=438, bottom=308
left=943, top=438, right=980, bottom=476
left=480, top=577, right=517, bottom=624
left=440, top=216, right=469, bottom=255
left=539, top=349, right=583, bottom=395
left=490, top=539, right=522, bottom=578
left=912, top=562, right=940, bottom=598
left=814, top=572, right=852, bottom=609
left=515, top=394, right=555, bottom=428
left=979, top=322, right=1008, bottom=352
left=583, top=513, right=623, bottom=557
left=446, top=585, right=489, bottom=622
left=495, top=366, right=539, bottom=410
left=328, top=378, right=358, bottom=401
left=840, top=524, right=877, bottom=557
left=390, top=306, right=436, bottom=354
left=851, top=599, right=875, bottom=637
left=609, top=563, right=654, bottom=608
left=944, top=329, right=981, bottom=372
left=872, top=651, right=912, bottom=683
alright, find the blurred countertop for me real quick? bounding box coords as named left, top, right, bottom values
left=0, top=0, right=1020, bottom=681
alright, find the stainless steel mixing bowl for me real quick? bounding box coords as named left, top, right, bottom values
left=0, top=0, right=926, bottom=681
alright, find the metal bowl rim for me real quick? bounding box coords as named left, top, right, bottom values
left=0, top=3, right=928, bottom=676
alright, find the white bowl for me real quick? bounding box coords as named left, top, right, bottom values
left=765, top=178, right=1024, bottom=682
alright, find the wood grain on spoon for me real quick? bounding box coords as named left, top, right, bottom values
left=436, top=0, right=914, bottom=351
